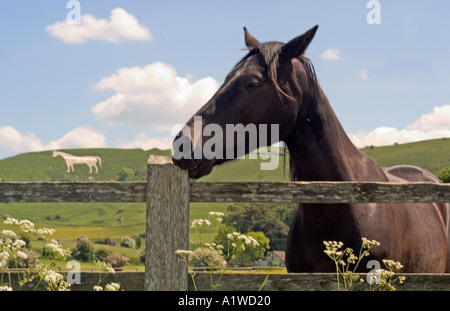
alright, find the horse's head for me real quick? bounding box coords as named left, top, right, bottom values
left=172, top=26, right=319, bottom=178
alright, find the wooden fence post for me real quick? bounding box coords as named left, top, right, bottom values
left=144, top=155, right=190, bottom=291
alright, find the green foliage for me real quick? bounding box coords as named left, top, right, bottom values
left=437, top=167, right=450, bottom=183
left=71, top=235, right=95, bottom=262
left=232, top=231, right=270, bottom=264
left=134, top=236, right=142, bottom=249
left=120, top=236, right=136, bottom=248
left=117, top=167, right=134, bottom=181
left=214, top=227, right=270, bottom=264
left=223, top=203, right=296, bottom=250
left=212, top=226, right=234, bottom=258
left=94, top=249, right=110, bottom=262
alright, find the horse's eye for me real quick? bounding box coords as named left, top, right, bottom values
left=246, top=81, right=262, bottom=90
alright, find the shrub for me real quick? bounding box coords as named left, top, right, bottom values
left=134, top=236, right=141, bottom=249
left=106, top=254, right=130, bottom=268
left=139, top=249, right=146, bottom=264
left=8, top=248, right=40, bottom=268
left=120, top=236, right=136, bottom=248
left=189, top=247, right=227, bottom=268
left=71, top=235, right=95, bottom=262
left=437, top=167, right=450, bottom=183
left=94, top=249, right=109, bottom=262
left=104, top=237, right=115, bottom=246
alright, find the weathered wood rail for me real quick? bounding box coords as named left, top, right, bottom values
left=2, top=180, right=449, bottom=203
left=1, top=155, right=450, bottom=291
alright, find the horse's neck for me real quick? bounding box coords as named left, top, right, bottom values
left=58, top=152, right=70, bottom=158
left=285, top=91, right=388, bottom=182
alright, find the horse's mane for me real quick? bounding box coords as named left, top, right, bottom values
left=233, top=42, right=320, bottom=181
left=233, top=42, right=319, bottom=102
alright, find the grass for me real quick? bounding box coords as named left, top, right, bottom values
left=360, top=138, right=450, bottom=174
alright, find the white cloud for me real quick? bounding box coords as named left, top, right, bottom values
left=114, top=133, right=172, bottom=150
left=45, top=126, right=107, bottom=150
left=92, top=62, right=219, bottom=131
left=406, top=105, right=450, bottom=132
left=0, top=126, right=43, bottom=153
left=359, top=69, right=369, bottom=80
left=0, top=126, right=107, bottom=156
left=349, top=104, right=450, bottom=147
left=46, top=7, right=153, bottom=43
left=321, top=49, right=342, bottom=60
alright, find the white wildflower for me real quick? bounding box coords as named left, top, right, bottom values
left=0, top=285, right=12, bottom=291
left=93, top=285, right=103, bottom=291
left=208, top=211, right=224, bottom=217
left=362, top=237, right=380, bottom=249
left=0, top=251, right=9, bottom=268
left=18, top=219, right=35, bottom=233
left=104, top=282, right=120, bottom=291
left=44, top=239, right=71, bottom=259
left=36, top=228, right=55, bottom=236
left=1, top=230, right=16, bottom=239
left=44, top=269, right=64, bottom=284
left=175, top=250, right=193, bottom=256
left=208, top=211, right=224, bottom=222
left=3, top=217, right=19, bottom=226
left=0, top=251, right=9, bottom=262
left=191, top=219, right=211, bottom=228
left=14, top=250, right=28, bottom=260
left=95, top=260, right=115, bottom=274
left=106, top=267, right=115, bottom=274
left=12, top=239, right=26, bottom=251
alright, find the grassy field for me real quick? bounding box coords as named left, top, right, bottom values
left=0, top=138, right=449, bottom=267
left=0, top=148, right=171, bottom=182
left=360, top=138, right=450, bottom=174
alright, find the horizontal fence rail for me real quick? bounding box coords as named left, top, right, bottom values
left=1, top=155, right=450, bottom=291
left=0, top=182, right=147, bottom=203
left=190, top=181, right=450, bottom=203
left=1, top=181, right=449, bottom=204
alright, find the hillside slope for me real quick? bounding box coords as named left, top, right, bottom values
left=360, top=138, right=449, bottom=175
left=0, top=138, right=448, bottom=182
left=0, top=148, right=170, bottom=182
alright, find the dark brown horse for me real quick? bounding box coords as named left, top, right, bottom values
left=172, top=26, right=450, bottom=273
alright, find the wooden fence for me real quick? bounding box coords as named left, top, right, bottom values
left=1, top=155, right=450, bottom=291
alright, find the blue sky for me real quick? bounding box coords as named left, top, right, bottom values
left=0, top=0, right=449, bottom=159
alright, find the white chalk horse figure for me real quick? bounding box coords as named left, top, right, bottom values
left=53, top=151, right=102, bottom=174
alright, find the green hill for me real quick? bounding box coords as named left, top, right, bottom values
left=0, top=148, right=170, bottom=182
left=360, top=138, right=450, bottom=175
left=0, top=138, right=448, bottom=182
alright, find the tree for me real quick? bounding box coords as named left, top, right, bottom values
left=223, top=203, right=296, bottom=250
left=213, top=225, right=238, bottom=260
left=234, top=231, right=270, bottom=265
left=213, top=227, right=270, bottom=265
left=117, top=167, right=134, bottom=181
left=437, top=167, right=450, bottom=183
left=71, top=235, right=94, bottom=262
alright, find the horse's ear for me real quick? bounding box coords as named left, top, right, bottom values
left=282, top=25, right=318, bottom=59
left=244, top=27, right=260, bottom=50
